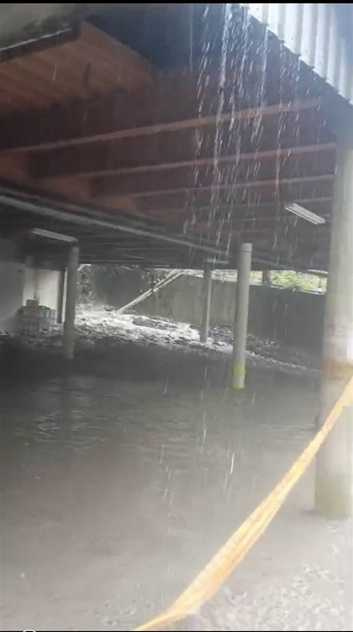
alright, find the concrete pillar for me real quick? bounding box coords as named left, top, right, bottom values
left=151, top=270, right=160, bottom=316
left=262, top=270, right=271, bottom=285
left=200, top=263, right=213, bottom=343
left=315, top=143, right=353, bottom=518
left=57, top=269, right=66, bottom=324
left=233, top=243, right=252, bottom=389
left=24, top=255, right=35, bottom=303
left=33, top=268, right=40, bottom=302
left=63, top=244, right=79, bottom=360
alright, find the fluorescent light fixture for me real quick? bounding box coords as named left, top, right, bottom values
left=30, top=228, right=77, bottom=243
left=284, top=203, right=326, bottom=225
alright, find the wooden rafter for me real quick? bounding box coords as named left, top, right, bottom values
left=141, top=197, right=333, bottom=218
left=0, top=97, right=320, bottom=154
left=35, top=142, right=336, bottom=180
left=97, top=174, right=335, bottom=200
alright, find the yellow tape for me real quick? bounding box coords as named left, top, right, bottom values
left=136, top=374, right=353, bottom=631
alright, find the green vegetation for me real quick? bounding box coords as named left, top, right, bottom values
left=269, top=271, right=326, bottom=292
left=249, top=270, right=326, bottom=291
left=77, top=265, right=327, bottom=306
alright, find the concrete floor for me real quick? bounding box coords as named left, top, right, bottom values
left=0, top=338, right=351, bottom=631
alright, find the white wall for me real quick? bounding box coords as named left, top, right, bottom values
left=23, top=267, right=60, bottom=311
left=0, top=239, right=25, bottom=332
left=0, top=238, right=61, bottom=332
left=0, top=261, right=25, bottom=332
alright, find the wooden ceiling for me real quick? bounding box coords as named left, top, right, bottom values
left=0, top=4, right=341, bottom=270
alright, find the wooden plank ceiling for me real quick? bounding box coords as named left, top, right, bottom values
left=0, top=4, right=338, bottom=270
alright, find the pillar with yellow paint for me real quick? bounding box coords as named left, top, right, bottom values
left=233, top=243, right=252, bottom=390
left=315, top=141, right=353, bottom=518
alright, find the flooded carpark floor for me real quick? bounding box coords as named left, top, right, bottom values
left=0, top=335, right=352, bottom=631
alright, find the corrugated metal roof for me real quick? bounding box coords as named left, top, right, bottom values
left=246, top=3, right=353, bottom=106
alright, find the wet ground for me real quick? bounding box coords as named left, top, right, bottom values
left=0, top=316, right=351, bottom=631
left=7, top=306, right=321, bottom=374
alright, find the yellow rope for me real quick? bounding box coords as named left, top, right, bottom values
left=136, top=374, right=353, bottom=631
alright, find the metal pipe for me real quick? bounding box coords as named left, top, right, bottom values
left=233, top=243, right=252, bottom=390
left=0, top=187, right=226, bottom=259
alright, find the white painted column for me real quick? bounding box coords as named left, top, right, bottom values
left=57, top=269, right=66, bottom=324
left=63, top=244, right=79, bottom=360
left=315, top=143, right=353, bottom=517
left=233, top=243, right=252, bottom=389
left=200, top=264, right=213, bottom=343
left=24, top=255, right=36, bottom=302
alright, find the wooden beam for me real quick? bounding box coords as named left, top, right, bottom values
left=138, top=188, right=334, bottom=213
left=97, top=174, right=335, bottom=200
left=34, top=142, right=336, bottom=180
left=141, top=197, right=333, bottom=219
left=0, top=21, right=155, bottom=118
left=29, top=112, right=332, bottom=180
left=195, top=227, right=274, bottom=240
left=0, top=96, right=320, bottom=154
left=0, top=184, right=227, bottom=257
left=191, top=217, right=330, bottom=236
left=75, top=23, right=156, bottom=94
left=95, top=160, right=336, bottom=197
left=175, top=217, right=330, bottom=234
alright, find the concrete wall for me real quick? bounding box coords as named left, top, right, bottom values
left=0, top=239, right=61, bottom=332
left=0, top=240, right=25, bottom=332
left=23, top=267, right=61, bottom=311
left=92, top=267, right=160, bottom=309
left=134, top=275, right=326, bottom=354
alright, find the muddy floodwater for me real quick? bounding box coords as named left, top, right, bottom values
left=0, top=336, right=352, bottom=631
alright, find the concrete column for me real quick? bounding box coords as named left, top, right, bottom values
left=233, top=243, right=252, bottom=389
left=151, top=270, right=159, bottom=316
left=24, top=255, right=35, bottom=303
left=57, top=269, right=66, bottom=324
left=33, top=268, right=40, bottom=302
left=262, top=270, right=271, bottom=286
left=200, top=263, right=213, bottom=343
left=63, top=244, right=79, bottom=360
left=315, top=144, right=353, bottom=517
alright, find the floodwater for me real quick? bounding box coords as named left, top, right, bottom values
left=0, top=341, right=351, bottom=631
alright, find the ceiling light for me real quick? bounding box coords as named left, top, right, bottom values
left=284, top=203, right=326, bottom=225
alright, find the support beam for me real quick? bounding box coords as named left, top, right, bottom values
left=233, top=243, right=252, bottom=390
left=200, top=264, right=213, bottom=343
left=56, top=269, right=66, bottom=324
left=118, top=270, right=182, bottom=314
left=141, top=197, right=333, bottom=219
left=32, top=142, right=336, bottom=180
left=0, top=97, right=320, bottom=154
left=63, top=244, right=79, bottom=360
left=0, top=185, right=226, bottom=259
left=97, top=174, right=334, bottom=200
left=315, top=143, right=353, bottom=518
